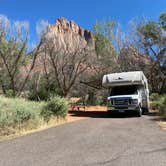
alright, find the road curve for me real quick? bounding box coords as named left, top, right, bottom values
left=0, top=115, right=166, bottom=166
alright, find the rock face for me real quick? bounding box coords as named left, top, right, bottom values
left=49, top=18, right=93, bottom=42
left=30, top=18, right=95, bottom=75
left=43, top=18, right=95, bottom=53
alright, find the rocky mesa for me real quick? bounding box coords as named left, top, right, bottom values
left=43, top=18, right=95, bottom=52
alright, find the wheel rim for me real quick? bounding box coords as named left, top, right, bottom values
left=139, top=106, right=142, bottom=116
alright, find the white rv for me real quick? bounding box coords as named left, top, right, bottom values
left=102, top=71, right=149, bottom=117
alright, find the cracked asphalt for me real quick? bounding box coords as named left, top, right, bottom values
left=0, top=114, right=166, bottom=166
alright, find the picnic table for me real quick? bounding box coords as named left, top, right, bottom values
left=70, top=96, right=88, bottom=111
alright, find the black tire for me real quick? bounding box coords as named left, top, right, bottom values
left=137, top=106, right=142, bottom=117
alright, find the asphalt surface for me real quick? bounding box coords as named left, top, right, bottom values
left=0, top=114, right=166, bottom=166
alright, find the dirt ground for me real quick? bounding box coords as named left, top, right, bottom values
left=67, top=106, right=107, bottom=122
left=159, top=121, right=166, bottom=130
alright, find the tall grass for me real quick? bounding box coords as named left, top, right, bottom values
left=0, top=96, right=69, bottom=137
left=0, top=96, right=43, bottom=136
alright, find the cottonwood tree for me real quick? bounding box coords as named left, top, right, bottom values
left=114, top=18, right=149, bottom=72
left=93, top=19, right=118, bottom=78
left=79, top=19, right=120, bottom=95
left=40, top=27, right=94, bottom=97
left=0, top=15, right=42, bottom=96
left=114, top=15, right=165, bottom=93
left=136, top=12, right=166, bottom=93
left=118, top=47, right=153, bottom=88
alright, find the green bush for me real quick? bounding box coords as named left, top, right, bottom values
left=27, top=74, right=62, bottom=101
left=0, top=96, right=43, bottom=136
left=0, top=95, right=69, bottom=136
left=150, top=93, right=166, bottom=117
left=95, top=96, right=107, bottom=105
left=150, top=93, right=159, bottom=101
left=5, top=89, right=15, bottom=98
left=156, top=95, right=166, bottom=117
left=84, top=93, right=107, bottom=106
left=41, top=96, right=69, bottom=122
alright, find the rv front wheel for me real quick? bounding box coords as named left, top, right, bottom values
left=137, top=106, right=142, bottom=117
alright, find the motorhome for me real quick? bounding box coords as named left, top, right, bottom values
left=102, top=71, right=149, bottom=117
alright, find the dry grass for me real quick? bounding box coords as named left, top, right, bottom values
left=84, top=106, right=107, bottom=111
left=158, top=121, right=166, bottom=130
left=0, top=117, right=67, bottom=142
left=149, top=109, right=166, bottom=131
left=69, top=97, right=81, bottom=103
left=0, top=106, right=107, bottom=141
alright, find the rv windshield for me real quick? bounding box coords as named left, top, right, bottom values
left=110, top=85, right=138, bottom=96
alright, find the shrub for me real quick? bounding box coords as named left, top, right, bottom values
left=0, top=96, right=43, bottom=136
left=83, top=93, right=107, bottom=106
left=95, top=96, right=107, bottom=105
left=156, top=95, right=166, bottom=117
left=150, top=93, right=159, bottom=101
left=27, top=74, right=62, bottom=101
left=0, top=95, right=69, bottom=137
left=41, top=96, right=69, bottom=122
left=150, top=93, right=166, bottom=117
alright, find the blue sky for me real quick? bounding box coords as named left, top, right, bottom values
left=0, top=0, right=166, bottom=43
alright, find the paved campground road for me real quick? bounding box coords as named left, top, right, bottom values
left=0, top=114, right=166, bottom=166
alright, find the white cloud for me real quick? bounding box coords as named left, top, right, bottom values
left=14, top=21, right=29, bottom=33
left=0, top=14, right=10, bottom=30
left=36, top=19, right=49, bottom=36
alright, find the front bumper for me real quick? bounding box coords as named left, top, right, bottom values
left=107, top=105, right=140, bottom=113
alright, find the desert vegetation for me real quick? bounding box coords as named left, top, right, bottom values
left=0, top=95, right=69, bottom=137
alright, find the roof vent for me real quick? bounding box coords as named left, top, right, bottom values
left=115, top=77, right=123, bottom=80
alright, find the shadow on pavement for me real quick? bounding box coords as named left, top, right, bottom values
left=146, top=111, right=166, bottom=122
left=146, top=112, right=159, bottom=116
left=68, top=110, right=137, bottom=119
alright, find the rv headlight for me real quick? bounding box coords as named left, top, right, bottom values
left=132, top=99, right=138, bottom=104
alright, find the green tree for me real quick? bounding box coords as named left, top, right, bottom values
left=160, top=11, right=166, bottom=30
left=40, top=25, right=94, bottom=97
left=93, top=19, right=118, bottom=78
left=0, top=15, right=42, bottom=97
left=137, top=12, right=166, bottom=93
